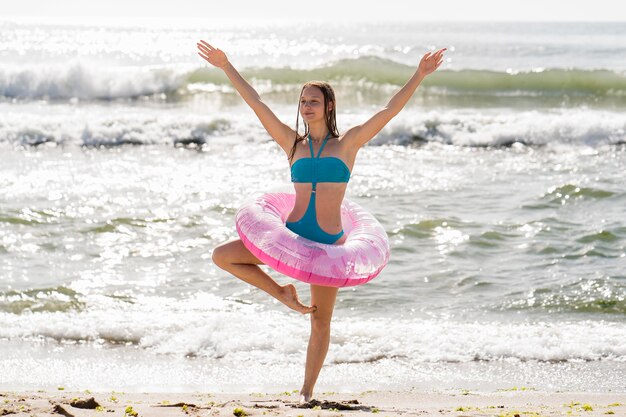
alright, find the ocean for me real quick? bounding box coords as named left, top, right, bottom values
left=1, top=18, right=625, bottom=393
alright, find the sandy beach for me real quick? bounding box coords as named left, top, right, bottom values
left=1, top=389, right=624, bottom=417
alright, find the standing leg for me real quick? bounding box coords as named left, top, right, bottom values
left=212, top=239, right=315, bottom=314
left=299, top=284, right=339, bottom=402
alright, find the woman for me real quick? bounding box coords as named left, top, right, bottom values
left=197, top=40, right=445, bottom=402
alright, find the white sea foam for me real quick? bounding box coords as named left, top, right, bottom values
left=0, top=104, right=256, bottom=146
left=0, top=62, right=187, bottom=100
left=1, top=104, right=623, bottom=148
left=372, top=108, right=626, bottom=147
left=1, top=291, right=624, bottom=364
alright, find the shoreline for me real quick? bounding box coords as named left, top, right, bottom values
left=2, top=389, right=625, bottom=417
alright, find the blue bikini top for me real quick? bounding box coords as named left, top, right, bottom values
left=290, top=133, right=351, bottom=188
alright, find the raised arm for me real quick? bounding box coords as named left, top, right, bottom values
left=344, top=48, right=446, bottom=150
left=196, top=40, right=295, bottom=153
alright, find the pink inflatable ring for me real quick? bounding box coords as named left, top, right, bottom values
left=235, top=193, right=390, bottom=287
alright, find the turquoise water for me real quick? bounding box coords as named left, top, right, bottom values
left=0, top=19, right=625, bottom=392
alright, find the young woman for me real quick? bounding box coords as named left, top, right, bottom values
left=197, top=40, right=445, bottom=402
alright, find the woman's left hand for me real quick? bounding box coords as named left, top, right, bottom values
left=417, top=48, right=446, bottom=77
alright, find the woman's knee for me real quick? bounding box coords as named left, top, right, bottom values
left=212, top=239, right=262, bottom=269
left=311, top=313, right=332, bottom=332
left=211, top=244, right=230, bottom=268
left=309, top=285, right=337, bottom=331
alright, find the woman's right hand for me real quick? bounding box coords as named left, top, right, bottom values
left=197, top=40, right=229, bottom=68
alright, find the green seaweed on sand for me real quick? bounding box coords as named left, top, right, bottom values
left=498, top=386, right=537, bottom=392
left=233, top=407, right=248, bottom=417
left=124, top=405, right=138, bottom=417
left=498, top=412, right=545, bottom=417
left=456, top=406, right=483, bottom=412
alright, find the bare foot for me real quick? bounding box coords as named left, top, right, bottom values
left=279, top=284, right=316, bottom=314
left=299, top=390, right=312, bottom=404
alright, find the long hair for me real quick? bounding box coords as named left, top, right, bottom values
left=288, top=81, right=340, bottom=162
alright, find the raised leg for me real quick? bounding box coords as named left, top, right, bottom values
left=299, top=284, right=339, bottom=402
left=212, top=239, right=315, bottom=314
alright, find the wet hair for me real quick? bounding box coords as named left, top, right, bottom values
left=288, top=81, right=340, bottom=162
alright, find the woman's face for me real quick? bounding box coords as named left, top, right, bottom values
left=300, top=86, right=332, bottom=124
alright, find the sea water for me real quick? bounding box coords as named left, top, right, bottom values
left=0, top=18, right=625, bottom=392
